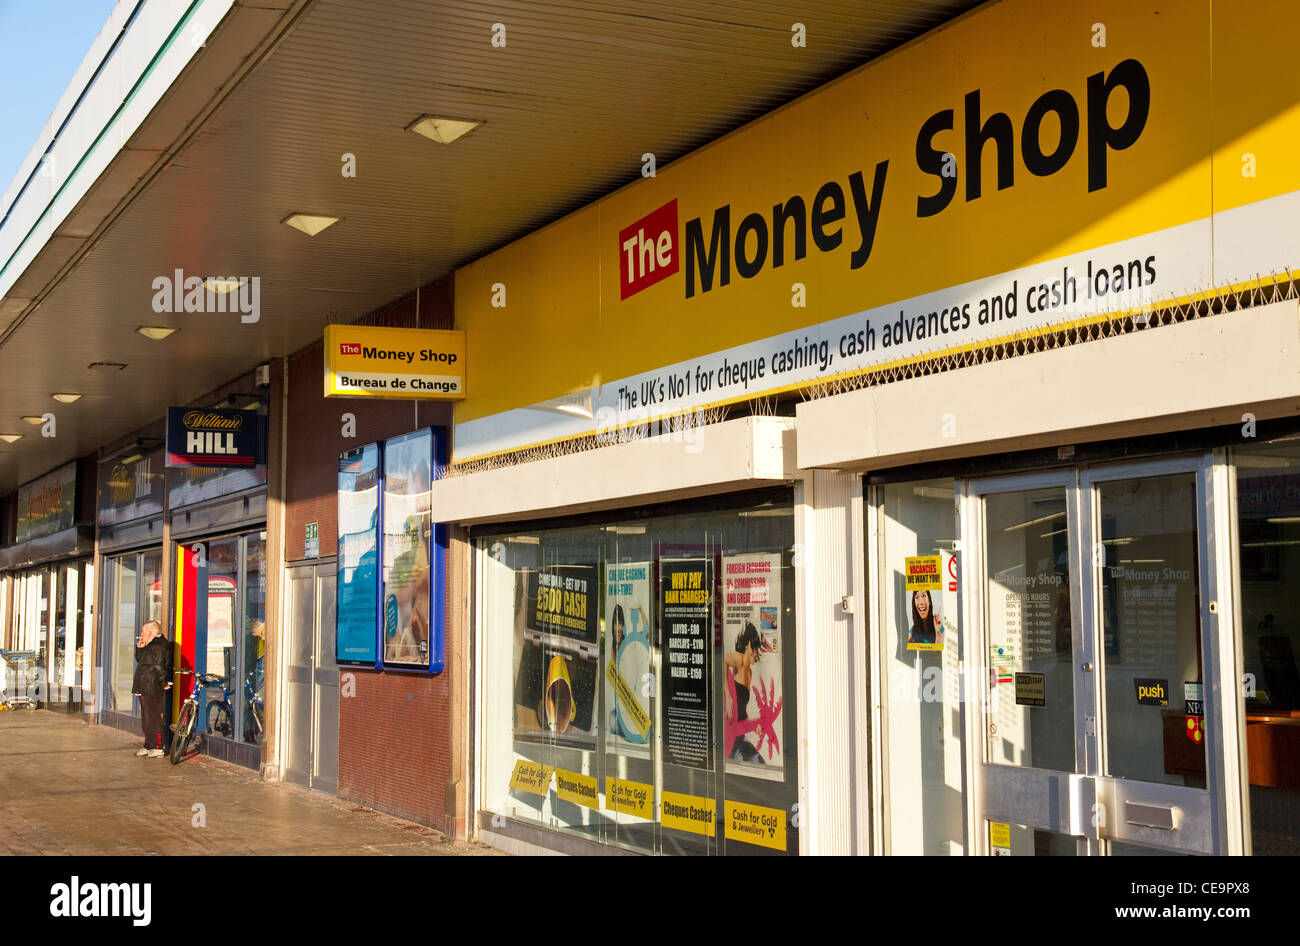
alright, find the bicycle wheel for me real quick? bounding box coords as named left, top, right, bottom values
left=207, top=700, right=233, bottom=739
left=170, top=700, right=197, bottom=765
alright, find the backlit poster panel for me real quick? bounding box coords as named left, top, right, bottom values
left=337, top=443, right=380, bottom=665
left=382, top=430, right=433, bottom=669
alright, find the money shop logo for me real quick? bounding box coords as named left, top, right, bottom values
left=618, top=58, right=1150, bottom=302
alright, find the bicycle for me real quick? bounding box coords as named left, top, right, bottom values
left=169, top=670, right=237, bottom=764
left=208, top=669, right=264, bottom=744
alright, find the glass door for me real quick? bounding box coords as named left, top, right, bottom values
left=965, top=455, right=1228, bottom=855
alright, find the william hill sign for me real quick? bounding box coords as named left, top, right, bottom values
left=166, top=407, right=267, bottom=468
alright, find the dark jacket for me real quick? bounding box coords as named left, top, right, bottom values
left=132, top=637, right=173, bottom=697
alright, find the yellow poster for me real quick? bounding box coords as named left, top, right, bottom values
left=990, top=821, right=1012, bottom=856
left=554, top=768, right=599, bottom=809
left=508, top=759, right=553, bottom=796
left=661, top=791, right=717, bottom=838
left=605, top=776, right=654, bottom=819
left=724, top=800, right=786, bottom=852
left=905, top=554, right=953, bottom=651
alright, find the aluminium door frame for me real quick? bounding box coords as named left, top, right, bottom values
left=959, top=450, right=1243, bottom=855
left=962, top=468, right=1092, bottom=854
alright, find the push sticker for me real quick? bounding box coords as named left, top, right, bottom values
left=1134, top=678, right=1169, bottom=706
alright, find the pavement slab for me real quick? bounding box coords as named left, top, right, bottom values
left=0, top=709, right=499, bottom=856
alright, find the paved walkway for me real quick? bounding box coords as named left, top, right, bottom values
left=0, top=709, right=498, bottom=856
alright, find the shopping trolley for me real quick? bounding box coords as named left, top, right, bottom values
left=0, top=651, right=38, bottom=710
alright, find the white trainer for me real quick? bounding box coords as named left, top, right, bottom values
left=146, top=748, right=165, bottom=758
left=135, top=748, right=151, bottom=756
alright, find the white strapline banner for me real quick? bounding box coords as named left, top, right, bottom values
left=453, top=192, right=1297, bottom=461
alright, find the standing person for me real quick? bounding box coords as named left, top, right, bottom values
left=132, top=620, right=172, bottom=757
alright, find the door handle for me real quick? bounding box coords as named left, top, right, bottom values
left=1067, top=773, right=1096, bottom=837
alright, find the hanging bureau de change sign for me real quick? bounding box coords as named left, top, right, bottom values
left=165, top=407, right=267, bottom=468
left=323, top=324, right=466, bottom=400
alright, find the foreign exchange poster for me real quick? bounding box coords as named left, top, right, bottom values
left=722, top=553, right=784, bottom=780
left=903, top=553, right=958, bottom=652
left=604, top=563, right=653, bottom=758
left=514, top=563, right=599, bottom=747
left=382, top=430, right=433, bottom=668
left=660, top=559, right=713, bottom=770
left=336, top=444, right=380, bottom=664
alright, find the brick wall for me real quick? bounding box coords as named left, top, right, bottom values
left=337, top=666, right=452, bottom=833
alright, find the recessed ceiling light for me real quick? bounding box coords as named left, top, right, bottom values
left=0, top=434, right=21, bottom=444
left=51, top=393, right=82, bottom=403
left=282, top=213, right=340, bottom=236
left=406, top=115, right=481, bottom=145
left=202, top=277, right=244, bottom=294
left=21, top=415, right=44, bottom=425
left=136, top=326, right=177, bottom=341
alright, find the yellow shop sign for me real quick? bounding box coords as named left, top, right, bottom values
left=323, top=324, right=466, bottom=400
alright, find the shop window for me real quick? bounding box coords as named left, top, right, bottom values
left=1235, top=438, right=1300, bottom=854
left=105, top=550, right=164, bottom=716
left=241, top=534, right=267, bottom=743
left=875, top=478, right=964, bottom=855
left=111, top=557, right=138, bottom=714
left=478, top=490, right=798, bottom=855
left=176, top=530, right=266, bottom=744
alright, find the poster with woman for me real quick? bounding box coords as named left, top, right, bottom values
left=604, top=562, right=653, bottom=757
left=903, top=553, right=958, bottom=651
left=721, top=553, right=784, bottom=781
left=382, top=430, right=432, bottom=668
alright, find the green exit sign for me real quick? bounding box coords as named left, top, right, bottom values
left=305, top=522, right=319, bottom=558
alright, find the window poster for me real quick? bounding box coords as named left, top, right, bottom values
left=337, top=443, right=380, bottom=664
left=604, top=562, right=653, bottom=758
left=722, top=553, right=785, bottom=780
left=660, top=558, right=714, bottom=770
left=382, top=430, right=433, bottom=668
left=903, top=554, right=957, bottom=652
left=514, top=563, right=599, bottom=747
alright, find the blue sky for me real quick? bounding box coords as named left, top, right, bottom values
left=0, top=0, right=120, bottom=201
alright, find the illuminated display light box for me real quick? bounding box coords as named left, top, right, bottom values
left=335, top=428, right=448, bottom=673
left=323, top=324, right=466, bottom=401
left=337, top=442, right=381, bottom=666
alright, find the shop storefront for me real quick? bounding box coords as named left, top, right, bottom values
left=168, top=415, right=269, bottom=769
left=96, top=447, right=165, bottom=731
left=0, top=461, right=95, bottom=709
left=847, top=425, right=1300, bottom=856
left=434, top=0, right=1300, bottom=854
left=474, top=488, right=799, bottom=855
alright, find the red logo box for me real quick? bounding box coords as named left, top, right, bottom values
left=340, top=342, right=361, bottom=355
left=619, top=199, right=679, bottom=300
